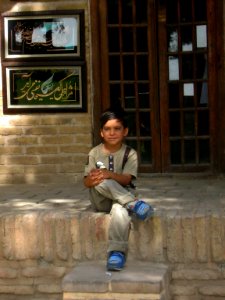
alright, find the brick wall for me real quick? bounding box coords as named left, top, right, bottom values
left=1, top=211, right=225, bottom=299
left=0, top=0, right=93, bottom=184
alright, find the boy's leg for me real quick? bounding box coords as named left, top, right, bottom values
left=90, top=187, right=131, bottom=270
left=94, top=179, right=154, bottom=221
left=89, top=188, right=112, bottom=212
left=90, top=180, right=153, bottom=270
left=94, top=179, right=135, bottom=206
left=108, top=203, right=131, bottom=255
left=90, top=185, right=131, bottom=253
left=107, top=202, right=131, bottom=271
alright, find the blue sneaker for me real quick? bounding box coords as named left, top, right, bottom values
left=129, top=200, right=154, bottom=220
left=107, top=251, right=126, bottom=271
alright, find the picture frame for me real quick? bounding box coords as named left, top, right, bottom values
left=2, top=63, right=86, bottom=113
left=1, top=10, right=84, bottom=60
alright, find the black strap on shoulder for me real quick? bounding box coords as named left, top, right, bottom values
left=122, top=146, right=136, bottom=189
left=122, top=146, right=131, bottom=170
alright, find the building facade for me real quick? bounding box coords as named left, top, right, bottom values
left=0, top=0, right=224, bottom=184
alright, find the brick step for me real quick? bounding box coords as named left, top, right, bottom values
left=1, top=210, right=224, bottom=264
left=62, top=261, right=170, bottom=300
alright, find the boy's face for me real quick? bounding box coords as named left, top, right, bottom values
left=100, top=119, right=128, bottom=146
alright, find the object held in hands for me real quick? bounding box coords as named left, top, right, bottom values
left=96, top=161, right=106, bottom=169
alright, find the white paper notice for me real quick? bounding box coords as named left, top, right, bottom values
left=169, top=56, right=179, bottom=81
left=196, top=25, right=207, bottom=48
left=182, top=43, right=193, bottom=52
left=183, top=83, right=194, bottom=96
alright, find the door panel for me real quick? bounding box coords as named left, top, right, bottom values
left=97, top=0, right=216, bottom=173
left=159, top=0, right=214, bottom=172
left=99, top=0, right=160, bottom=172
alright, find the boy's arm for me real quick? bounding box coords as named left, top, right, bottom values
left=84, top=152, right=101, bottom=188
left=84, top=169, right=132, bottom=187
left=100, top=169, right=132, bottom=186
left=83, top=174, right=94, bottom=188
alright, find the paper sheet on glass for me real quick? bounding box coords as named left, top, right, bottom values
left=169, top=57, right=179, bottom=81
left=183, top=83, right=194, bottom=96
left=196, top=25, right=207, bottom=48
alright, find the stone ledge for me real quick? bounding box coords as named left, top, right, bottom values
left=63, top=292, right=166, bottom=300
left=62, top=261, right=170, bottom=300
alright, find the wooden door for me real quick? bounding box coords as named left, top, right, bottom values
left=93, top=0, right=218, bottom=173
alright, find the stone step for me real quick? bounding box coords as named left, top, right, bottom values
left=62, top=261, right=170, bottom=300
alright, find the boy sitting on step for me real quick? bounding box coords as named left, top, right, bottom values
left=83, top=108, right=154, bottom=271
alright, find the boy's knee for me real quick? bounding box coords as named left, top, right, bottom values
left=95, top=179, right=117, bottom=192
left=110, top=203, right=130, bottom=219
left=99, top=179, right=115, bottom=188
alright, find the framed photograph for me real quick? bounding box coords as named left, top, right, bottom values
left=2, top=63, right=86, bottom=113
left=1, top=10, right=84, bottom=59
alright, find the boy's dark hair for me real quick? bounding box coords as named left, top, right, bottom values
left=100, top=108, right=128, bottom=129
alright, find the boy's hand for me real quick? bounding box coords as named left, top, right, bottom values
left=88, top=169, right=104, bottom=186
left=99, top=169, right=112, bottom=180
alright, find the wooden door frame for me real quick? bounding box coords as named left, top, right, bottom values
left=90, top=0, right=102, bottom=146
left=207, top=0, right=220, bottom=172
left=216, top=0, right=225, bottom=172
left=90, top=0, right=225, bottom=173
left=157, top=0, right=223, bottom=172
left=157, top=2, right=169, bottom=171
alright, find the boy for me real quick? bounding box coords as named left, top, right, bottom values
left=83, top=108, right=154, bottom=271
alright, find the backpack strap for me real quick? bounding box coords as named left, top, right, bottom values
left=122, top=146, right=131, bottom=170
left=122, top=146, right=136, bottom=189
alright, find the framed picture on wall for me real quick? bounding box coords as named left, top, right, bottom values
left=2, top=63, right=86, bottom=113
left=1, top=10, right=85, bottom=60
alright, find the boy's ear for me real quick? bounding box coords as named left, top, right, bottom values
left=124, top=128, right=129, bottom=137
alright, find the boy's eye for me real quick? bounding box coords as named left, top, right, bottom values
left=103, top=126, right=122, bottom=131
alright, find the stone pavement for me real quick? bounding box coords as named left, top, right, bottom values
left=0, top=174, right=225, bottom=216
left=0, top=174, right=225, bottom=300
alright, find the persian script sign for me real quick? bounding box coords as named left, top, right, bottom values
left=6, top=66, right=83, bottom=109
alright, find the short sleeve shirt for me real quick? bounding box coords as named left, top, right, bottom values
left=84, top=143, right=138, bottom=179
